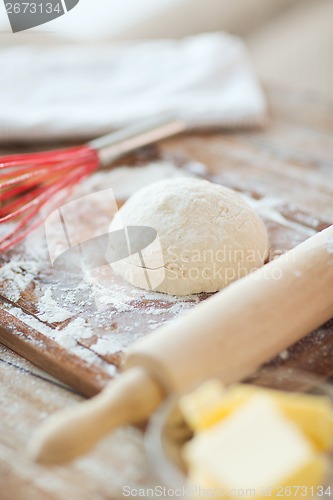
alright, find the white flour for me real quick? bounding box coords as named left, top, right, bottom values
left=37, top=287, right=73, bottom=323
left=92, top=338, right=123, bottom=356
left=0, top=258, right=42, bottom=302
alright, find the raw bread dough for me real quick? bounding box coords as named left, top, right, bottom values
left=109, top=178, right=269, bottom=296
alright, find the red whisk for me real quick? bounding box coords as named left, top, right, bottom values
left=0, top=117, right=184, bottom=253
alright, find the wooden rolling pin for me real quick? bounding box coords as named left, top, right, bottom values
left=30, top=225, right=333, bottom=464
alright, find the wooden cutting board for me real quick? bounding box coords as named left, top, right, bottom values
left=1, top=88, right=333, bottom=397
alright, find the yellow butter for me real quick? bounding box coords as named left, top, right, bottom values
left=184, top=395, right=327, bottom=499
left=179, top=379, right=227, bottom=431
left=180, top=380, right=333, bottom=450
left=187, top=456, right=326, bottom=500
left=272, top=454, right=327, bottom=498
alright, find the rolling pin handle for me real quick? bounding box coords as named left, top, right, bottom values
left=30, top=367, right=163, bottom=465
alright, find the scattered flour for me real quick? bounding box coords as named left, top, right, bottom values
left=73, top=345, right=101, bottom=364
left=37, top=287, right=73, bottom=323
left=279, top=350, right=289, bottom=361
left=62, top=317, right=94, bottom=340
left=0, top=259, right=41, bottom=301
left=245, top=196, right=316, bottom=237
left=56, top=330, right=77, bottom=349
left=95, top=291, right=133, bottom=312
left=105, top=364, right=118, bottom=376
left=5, top=305, right=58, bottom=338
left=3, top=305, right=99, bottom=363
left=73, top=161, right=192, bottom=201
left=92, top=338, right=123, bottom=356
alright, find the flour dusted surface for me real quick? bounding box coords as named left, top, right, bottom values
left=0, top=159, right=330, bottom=378
left=0, top=162, right=201, bottom=374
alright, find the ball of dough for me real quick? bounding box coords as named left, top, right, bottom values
left=109, top=178, right=269, bottom=296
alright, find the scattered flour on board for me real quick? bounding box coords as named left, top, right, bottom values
left=4, top=304, right=98, bottom=358
left=62, top=317, right=93, bottom=339
left=92, top=280, right=134, bottom=313
left=72, top=161, right=193, bottom=201
left=0, top=259, right=41, bottom=302
left=37, top=287, right=73, bottom=323
left=279, top=350, right=289, bottom=361
left=55, top=317, right=94, bottom=349
left=92, top=338, right=123, bottom=356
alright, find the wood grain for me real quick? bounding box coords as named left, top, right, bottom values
left=0, top=308, right=111, bottom=396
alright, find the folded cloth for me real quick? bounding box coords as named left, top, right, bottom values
left=0, top=32, right=266, bottom=143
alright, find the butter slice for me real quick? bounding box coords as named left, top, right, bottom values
left=179, top=379, right=226, bottom=431
left=184, top=395, right=326, bottom=497
left=180, top=381, right=333, bottom=450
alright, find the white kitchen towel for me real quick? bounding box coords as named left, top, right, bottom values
left=0, top=32, right=266, bottom=142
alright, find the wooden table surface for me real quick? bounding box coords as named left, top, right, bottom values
left=1, top=87, right=333, bottom=499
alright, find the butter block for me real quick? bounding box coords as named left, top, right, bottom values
left=270, top=391, right=333, bottom=452
left=180, top=381, right=333, bottom=450
left=179, top=379, right=226, bottom=431
left=184, top=395, right=326, bottom=499
left=187, top=456, right=326, bottom=500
